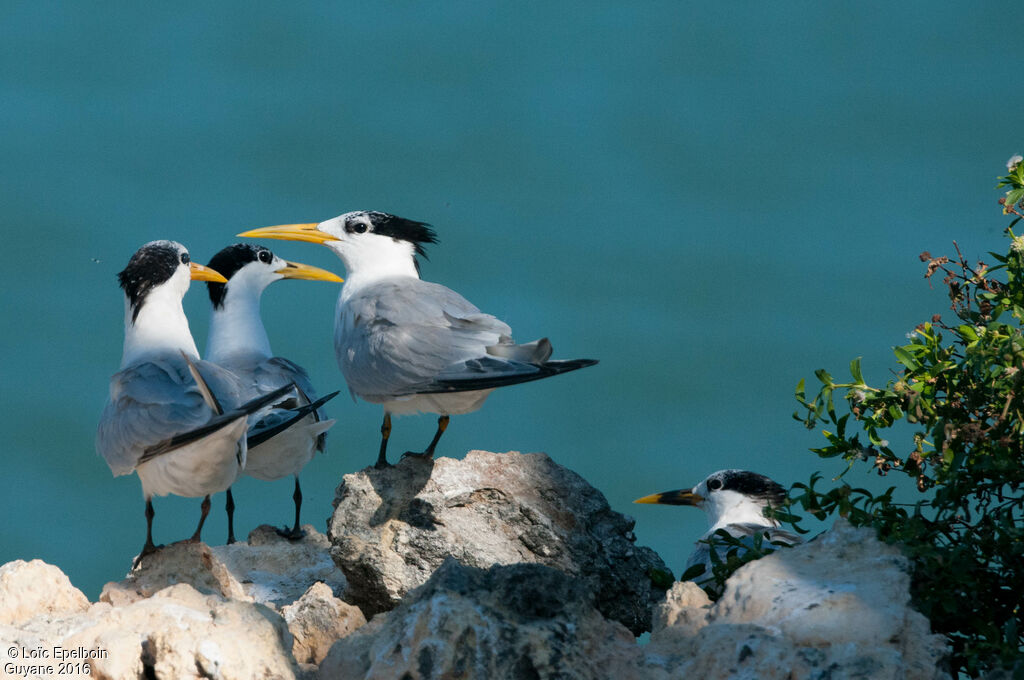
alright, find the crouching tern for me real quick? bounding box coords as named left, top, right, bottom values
left=634, top=469, right=801, bottom=590
left=96, top=241, right=295, bottom=565
left=205, top=243, right=343, bottom=540
left=239, top=211, right=598, bottom=467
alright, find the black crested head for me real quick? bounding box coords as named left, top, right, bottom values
left=713, top=469, right=788, bottom=508
left=118, top=240, right=188, bottom=323
left=350, top=211, right=438, bottom=259
left=206, top=243, right=273, bottom=308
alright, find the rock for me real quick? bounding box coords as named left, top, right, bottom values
left=318, top=559, right=643, bottom=680
left=0, top=559, right=90, bottom=625
left=1, top=583, right=302, bottom=680
left=100, top=542, right=246, bottom=607
left=281, top=582, right=367, bottom=664
left=321, top=522, right=951, bottom=680
left=328, top=450, right=668, bottom=633
left=645, top=520, right=952, bottom=680
left=84, top=584, right=300, bottom=680
left=0, top=460, right=954, bottom=679
left=100, top=524, right=346, bottom=610
left=212, top=524, right=348, bottom=609
left=650, top=580, right=711, bottom=637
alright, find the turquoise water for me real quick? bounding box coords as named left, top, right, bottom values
left=1, top=3, right=1018, bottom=599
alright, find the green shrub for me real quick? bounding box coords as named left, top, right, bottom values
left=789, top=158, right=1024, bottom=677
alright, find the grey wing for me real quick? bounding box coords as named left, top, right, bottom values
left=337, top=278, right=513, bottom=399
left=725, top=523, right=803, bottom=548
left=689, top=524, right=802, bottom=574
left=95, top=359, right=215, bottom=476
left=190, top=358, right=246, bottom=411
left=762, top=526, right=803, bottom=547
left=258, top=357, right=320, bottom=405
left=256, top=356, right=333, bottom=452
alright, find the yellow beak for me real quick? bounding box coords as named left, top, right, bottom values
left=189, top=262, right=227, bottom=283
left=275, top=260, right=344, bottom=283
left=237, top=223, right=338, bottom=245
left=633, top=489, right=704, bottom=506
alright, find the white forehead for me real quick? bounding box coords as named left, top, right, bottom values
left=143, top=239, right=187, bottom=254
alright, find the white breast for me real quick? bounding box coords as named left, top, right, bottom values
left=135, top=418, right=248, bottom=498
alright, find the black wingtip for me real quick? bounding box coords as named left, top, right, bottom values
left=550, top=358, right=599, bottom=370
left=238, top=383, right=296, bottom=416
left=415, top=357, right=599, bottom=394
left=246, top=389, right=341, bottom=449
left=139, top=383, right=296, bottom=463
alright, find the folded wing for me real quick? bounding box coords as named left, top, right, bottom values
left=339, top=278, right=595, bottom=399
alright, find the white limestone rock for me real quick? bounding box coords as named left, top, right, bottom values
left=328, top=449, right=669, bottom=634
left=0, top=559, right=90, bottom=626
left=1, top=583, right=301, bottom=680
left=281, top=581, right=366, bottom=664
left=646, top=520, right=952, bottom=680
left=318, top=559, right=644, bottom=680
left=212, top=524, right=347, bottom=609
left=99, top=524, right=345, bottom=610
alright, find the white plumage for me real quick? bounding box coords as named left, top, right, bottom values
left=635, top=469, right=801, bottom=593
left=239, top=211, right=597, bottom=467
left=204, top=243, right=341, bottom=539
left=97, top=240, right=289, bottom=564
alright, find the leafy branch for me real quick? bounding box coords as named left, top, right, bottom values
left=785, top=160, right=1024, bottom=677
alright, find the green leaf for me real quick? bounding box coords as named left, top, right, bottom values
left=957, top=324, right=980, bottom=343
left=647, top=567, right=675, bottom=590
left=680, top=564, right=706, bottom=581
left=850, top=357, right=865, bottom=384
left=893, top=345, right=921, bottom=371
left=1005, top=187, right=1024, bottom=209
left=792, top=212, right=1024, bottom=674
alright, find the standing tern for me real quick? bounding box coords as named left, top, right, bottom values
left=205, top=243, right=343, bottom=539
left=634, top=469, right=801, bottom=590
left=96, top=240, right=293, bottom=565
left=238, top=211, right=598, bottom=467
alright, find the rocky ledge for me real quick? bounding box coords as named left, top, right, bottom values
left=0, top=450, right=951, bottom=679
left=327, top=450, right=667, bottom=634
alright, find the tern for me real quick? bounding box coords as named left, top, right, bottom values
left=634, top=469, right=801, bottom=590
left=96, top=241, right=295, bottom=565
left=238, top=210, right=598, bottom=467
left=204, top=243, right=343, bottom=540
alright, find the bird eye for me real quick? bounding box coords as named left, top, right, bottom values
left=258, top=250, right=272, bottom=263
left=346, top=221, right=368, bottom=234
left=707, top=478, right=722, bottom=491
left=180, top=253, right=190, bottom=265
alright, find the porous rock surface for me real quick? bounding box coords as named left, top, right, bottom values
left=0, top=559, right=89, bottom=625
left=319, top=559, right=643, bottom=680
left=281, top=581, right=366, bottom=665
left=101, top=524, right=346, bottom=610
left=328, top=449, right=669, bottom=633
left=0, top=452, right=952, bottom=680
left=319, top=520, right=951, bottom=680
left=0, top=526, right=359, bottom=680
left=644, top=519, right=952, bottom=679
left=2, top=582, right=301, bottom=680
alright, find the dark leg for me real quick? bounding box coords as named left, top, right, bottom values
left=276, top=477, right=306, bottom=540
left=375, top=412, right=392, bottom=469
left=424, top=415, right=450, bottom=457
left=402, top=415, right=450, bottom=461
left=291, top=477, right=302, bottom=534
left=133, top=499, right=161, bottom=569
left=187, top=495, right=211, bottom=543
left=226, top=488, right=236, bottom=544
